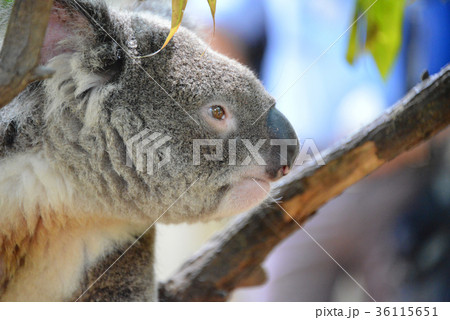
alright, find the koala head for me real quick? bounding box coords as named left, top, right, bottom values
left=37, top=0, right=298, bottom=224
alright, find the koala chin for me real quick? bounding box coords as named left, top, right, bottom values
left=0, top=0, right=298, bottom=301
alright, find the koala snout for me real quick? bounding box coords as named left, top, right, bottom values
left=265, top=108, right=299, bottom=180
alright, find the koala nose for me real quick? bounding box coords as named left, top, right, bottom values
left=266, top=108, right=299, bottom=180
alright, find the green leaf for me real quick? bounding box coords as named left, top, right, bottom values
left=206, top=0, right=216, bottom=33
left=159, top=0, right=188, bottom=52
left=346, top=0, right=407, bottom=79
left=346, top=10, right=360, bottom=65
left=141, top=0, right=217, bottom=57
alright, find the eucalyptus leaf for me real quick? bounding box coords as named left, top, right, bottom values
left=146, top=0, right=216, bottom=56
left=159, top=0, right=188, bottom=52
left=206, top=0, right=216, bottom=33
left=346, top=0, right=407, bottom=79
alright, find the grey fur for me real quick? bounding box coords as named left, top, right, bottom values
left=0, top=0, right=295, bottom=301
left=2, top=0, right=276, bottom=223
left=74, top=229, right=156, bottom=302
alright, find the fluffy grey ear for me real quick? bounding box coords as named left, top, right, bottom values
left=41, top=0, right=123, bottom=72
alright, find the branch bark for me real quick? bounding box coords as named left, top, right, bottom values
left=159, top=64, right=450, bottom=302
left=0, top=0, right=54, bottom=109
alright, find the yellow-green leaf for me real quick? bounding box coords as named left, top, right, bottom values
left=346, top=0, right=407, bottom=79
left=206, top=0, right=216, bottom=33
left=346, top=10, right=360, bottom=64
left=138, top=0, right=217, bottom=57
left=160, top=0, right=188, bottom=52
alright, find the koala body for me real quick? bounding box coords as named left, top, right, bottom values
left=0, top=0, right=298, bottom=301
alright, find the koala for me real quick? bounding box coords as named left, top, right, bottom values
left=0, top=0, right=298, bottom=301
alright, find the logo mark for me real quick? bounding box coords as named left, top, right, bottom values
left=126, top=129, right=172, bottom=175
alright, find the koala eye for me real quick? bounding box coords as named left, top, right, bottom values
left=209, top=105, right=226, bottom=120
left=201, top=103, right=236, bottom=134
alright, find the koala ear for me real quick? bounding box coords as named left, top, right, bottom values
left=41, top=0, right=122, bottom=71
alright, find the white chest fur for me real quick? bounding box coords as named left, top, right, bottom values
left=0, top=151, right=139, bottom=301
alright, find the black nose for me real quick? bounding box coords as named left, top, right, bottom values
left=266, top=108, right=299, bottom=179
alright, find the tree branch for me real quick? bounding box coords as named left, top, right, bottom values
left=159, top=64, right=450, bottom=302
left=0, top=0, right=54, bottom=109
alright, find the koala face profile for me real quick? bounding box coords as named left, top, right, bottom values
left=8, top=0, right=297, bottom=224
left=0, top=0, right=298, bottom=301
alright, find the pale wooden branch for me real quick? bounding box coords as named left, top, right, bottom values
left=0, top=0, right=54, bottom=109
left=159, top=64, right=450, bottom=302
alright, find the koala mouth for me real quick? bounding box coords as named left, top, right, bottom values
left=213, top=175, right=271, bottom=219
